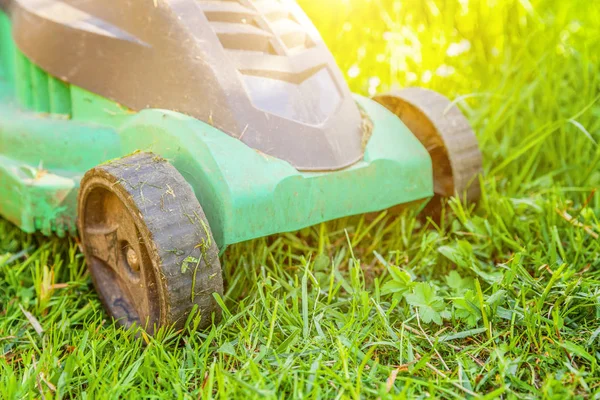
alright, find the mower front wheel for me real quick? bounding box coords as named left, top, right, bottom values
left=374, top=88, right=482, bottom=204
left=77, top=152, right=223, bottom=334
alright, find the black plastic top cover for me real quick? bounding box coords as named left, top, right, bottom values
left=7, top=0, right=365, bottom=171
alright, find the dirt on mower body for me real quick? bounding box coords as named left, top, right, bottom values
left=0, top=0, right=482, bottom=333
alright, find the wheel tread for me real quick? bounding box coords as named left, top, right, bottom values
left=78, top=152, right=223, bottom=332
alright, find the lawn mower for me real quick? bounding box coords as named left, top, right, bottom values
left=0, top=0, right=482, bottom=333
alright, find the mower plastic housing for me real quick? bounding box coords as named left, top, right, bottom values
left=0, top=5, right=434, bottom=250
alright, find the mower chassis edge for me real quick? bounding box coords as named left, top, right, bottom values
left=0, top=93, right=433, bottom=247
left=117, top=95, right=434, bottom=249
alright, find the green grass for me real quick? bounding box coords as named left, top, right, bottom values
left=2, top=0, right=600, bottom=398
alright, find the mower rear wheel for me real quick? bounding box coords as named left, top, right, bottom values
left=77, top=152, right=223, bottom=334
left=374, top=88, right=482, bottom=203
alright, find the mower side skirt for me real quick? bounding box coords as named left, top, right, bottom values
left=117, top=95, right=434, bottom=248
left=0, top=103, right=121, bottom=236
left=0, top=75, right=432, bottom=247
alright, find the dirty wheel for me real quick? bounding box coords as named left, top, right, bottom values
left=374, top=88, right=482, bottom=204
left=78, top=152, right=223, bottom=334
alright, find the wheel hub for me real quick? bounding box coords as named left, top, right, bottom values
left=125, top=246, right=140, bottom=272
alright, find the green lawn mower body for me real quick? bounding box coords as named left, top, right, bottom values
left=0, top=1, right=481, bottom=332
left=0, top=2, right=433, bottom=250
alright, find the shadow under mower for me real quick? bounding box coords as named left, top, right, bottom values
left=0, top=0, right=482, bottom=334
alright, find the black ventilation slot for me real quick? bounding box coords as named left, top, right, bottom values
left=198, top=0, right=314, bottom=54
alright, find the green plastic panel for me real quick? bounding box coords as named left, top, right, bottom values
left=117, top=97, right=433, bottom=248
left=14, top=53, right=72, bottom=116
left=14, top=50, right=33, bottom=108
left=0, top=97, right=121, bottom=235
left=0, top=12, right=15, bottom=89
left=49, top=77, right=72, bottom=115
left=0, top=14, right=73, bottom=117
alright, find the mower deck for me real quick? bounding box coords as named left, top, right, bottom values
left=0, top=79, right=433, bottom=247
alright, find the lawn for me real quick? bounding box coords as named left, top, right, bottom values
left=2, top=0, right=600, bottom=398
